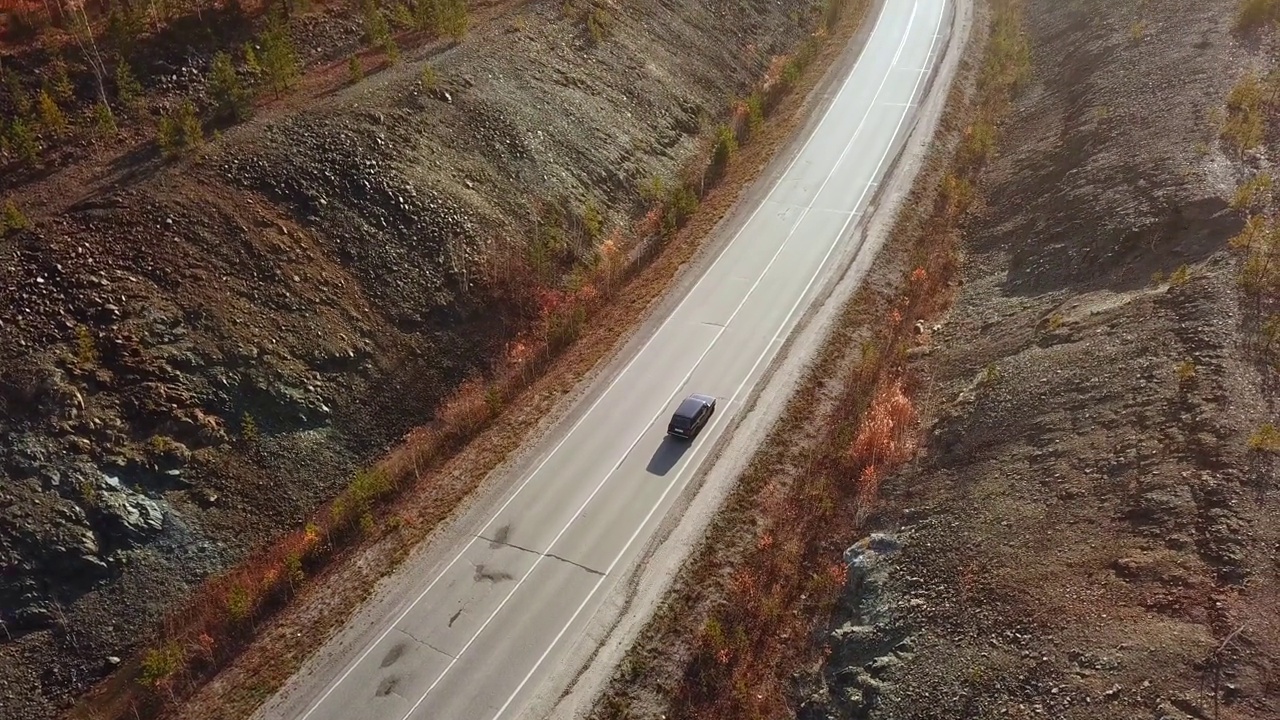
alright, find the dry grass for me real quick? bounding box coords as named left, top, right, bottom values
left=66, top=4, right=882, bottom=720
left=592, top=0, right=1031, bottom=716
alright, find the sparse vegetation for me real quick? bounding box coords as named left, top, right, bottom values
left=420, top=64, right=439, bottom=90
left=1222, top=71, right=1267, bottom=155
left=583, top=200, right=604, bottom=241
left=1169, top=263, right=1192, bottom=286
left=225, top=585, right=252, bottom=622
left=2, top=201, right=30, bottom=234
left=139, top=642, right=186, bottom=689
left=74, top=325, right=98, bottom=366
left=260, top=13, right=300, bottom=97
left=1129, top=19, right=1147, bottom=43
left=1232, top=172, right=1273, bottom=211
left=745, top=91, right=765, bottom=137
left=113, top=62, right=143, bottom=114
left=157, top=101, right=203, bottom=156
left=587, top=7, right=613, bottom=43
left=362, top=0, right=393, bottom=47
left=384, top=37, right=402, bottom=64
left=7, top=117, right=39, bottom=166
left=981, top=362, right=1001, bottom=384
left=36, top=90, right=69, bottom=138
left=1176, top=359, right=1197, bottom=383
left=712, top=123, right=738, bottom=170
left=1247, top=422, right=1280, bottom=452
left=348, top=56, right=364, bottom=85
left=209, top=51, right=252, bottom=122
left=91, top=101, right=119, bottom=138
left=240, top=413, right=260, bottom=443
left=424, top=0, right=469, bottom=39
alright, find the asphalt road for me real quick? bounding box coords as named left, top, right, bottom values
left=278, top=1, right=949, bottom=718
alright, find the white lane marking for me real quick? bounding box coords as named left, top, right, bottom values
left=293, top=3, right=897, bottom=717
left=395, top=6, right=923, bottom=710
left=489, top=1, right=950, bottom=717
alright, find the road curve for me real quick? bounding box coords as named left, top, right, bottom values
left=263, top=2, right=950, bottom=718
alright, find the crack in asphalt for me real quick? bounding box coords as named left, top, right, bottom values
left=396, top=628, right=457, bottom=660
left=476, top=534, right=607, bottom=578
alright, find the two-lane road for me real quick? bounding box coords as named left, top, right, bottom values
left=262, top=1, right=951, bottom=718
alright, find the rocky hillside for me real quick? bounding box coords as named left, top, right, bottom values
left=0, top=0, right=826, bottom=717
left=809, top=0, right=1280, bottom=718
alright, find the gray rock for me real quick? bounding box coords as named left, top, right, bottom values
left=95, top=476, right=165, bottom=543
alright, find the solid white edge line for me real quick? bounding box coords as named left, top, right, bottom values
left=291, top=3, right=898, bottom=718
left=487, top=1, right=950, bottom=717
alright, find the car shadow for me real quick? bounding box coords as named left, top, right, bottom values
left=646, top=435, right=691, bottom=476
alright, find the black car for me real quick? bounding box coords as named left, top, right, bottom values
left=667, top=393, right=717, bottom=439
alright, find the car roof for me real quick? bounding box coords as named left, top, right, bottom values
left=674, top=394, right=714, bottom=418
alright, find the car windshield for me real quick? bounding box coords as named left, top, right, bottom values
left=672, top=415, right=692, bottom=428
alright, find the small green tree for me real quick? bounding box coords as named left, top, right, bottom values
left=362, top=0, right=392, bottom=45
left=157, top=101, right=202, bottom=156
left=7, top=118, right=38, bottom=166
left=745, top=91, right=764, bottom=136
left=420, top=64, right=438, bottom=90
left=712, top=124, right=737, bottom=169
left=2, top=201, right=29, bottom=233
left=139, top=642, right=186, bottom=688
left=209, top=51, right=251, bottom=122
left=383, top=37, right=401, bottom=64
left=348, top=55, right=364, bottom=85
left=90, top=101, right=118, bottom=138
left=439, top=0, right=468, bottom=39
left=37, top=90, right=69, bottom=138
left=105, top=6, right=143, bottom=55
left=414, top=0, right=467, bottom=37
left=583, top=200, right=603, bottom=241
left=260, top=13, right=300, bottom=96
left=391, top=2, right=414, bottom=29
left=114, top=61, right=143, bottom=113
left=50, top=59, right=76, bottom=105
left=4, top=72, right=32, bottom=117
left=243, top=43, right=264, bottom=84
left=413, top=0, right=438, bottom=32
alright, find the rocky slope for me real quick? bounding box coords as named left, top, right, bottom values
left=806, top=0, right=1280, bottom=718
left=0, top=1, right=826, bottom=717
